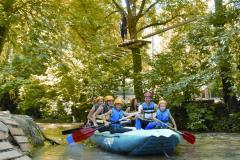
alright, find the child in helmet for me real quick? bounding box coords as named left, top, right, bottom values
left=92, top=95, right=114, bottom=127
left=145, top=99, right=177, bottom=130
left=103, top=97, right=133, bottom=134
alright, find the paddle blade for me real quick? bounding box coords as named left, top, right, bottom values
left=72, top=131, right=95, bottom=142
left=71, top=128, right=96, bottom=143
left=66, top=134, right=75, bottom=144
left=62, top=127, right=81, bottom=135
left=182, top=131, right=196, bottom=144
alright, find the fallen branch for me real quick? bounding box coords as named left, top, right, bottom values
left=33, top=122, right=60, bottom=145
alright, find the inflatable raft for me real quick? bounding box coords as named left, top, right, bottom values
left=90, top=127, right=181, bottom=156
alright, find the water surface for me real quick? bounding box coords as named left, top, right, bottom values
left=33, top=124, right=240, bottom=160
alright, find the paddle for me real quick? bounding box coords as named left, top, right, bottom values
left=153, top=118, right=196, bottom=144
left=62, top=120, right=105, bottom=135
left=66, top=112, right=139, bottom=144
left=62, top=127, right=85, bottom=135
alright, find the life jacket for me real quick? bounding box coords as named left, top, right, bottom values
left=156, top=109, right=170, bottom=128
left=142, top=102, right=155, bottom=119
left=95, top=105, right=111, bottom=121
left=96, top=119, right=104, bottom=124
left=110, top=107, right=124, bottom=127
left=94, top=104, right=100, bottom=111
left=98, top=105, right=112, bottom=115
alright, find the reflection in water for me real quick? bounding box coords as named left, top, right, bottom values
left=33, top=124, right=240, bottom=160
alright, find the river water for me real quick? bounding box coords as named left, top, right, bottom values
left=33, top=123, right=240, bottom=160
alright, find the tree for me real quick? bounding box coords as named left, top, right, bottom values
left=148, top=0, right=240, bottom=110
left=210, top=0, right=239, bottom=112
left=111, top=0, right=206, bottom=101
left=0, top=0, right=14, bottom=55
left=2, top=0, right=133, bottom=120
left=0, top=0, right=68, bottom=114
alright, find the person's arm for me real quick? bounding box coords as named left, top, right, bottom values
left=138, top=105, right=143, bottom=112
left=87, top=106, right=96, bottom=122
left=102, top=110, right=112, bottom=126
left=151, top=104, right=158, bottom=119
left=125, top=107, right=130, bottom=113
left=137, top=105, right=143, bottom=119
left=153, top=112, right=157, bottom=119
left=123, top=111, right=140, bottom=117
left=169, top=113, right=177, bottom=130
left=123, top=111, right=131, bottom=117
left=92, top=106, right=103, bottom=127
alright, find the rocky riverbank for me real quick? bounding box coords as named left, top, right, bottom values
left=0, top=112, right=45, bottom=160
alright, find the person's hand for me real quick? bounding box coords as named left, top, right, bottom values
left=125, top=107, right=130, bottom=113
left=174, top=126, right=177, bottom=130
left=136, top=114, right=142, bottom=119
left=136, top=114, right=140, bottom=118
left=85, top=122, right=91, bottom=127
left=104, top=121, right=110, bottom=126
left=93, top=123, right=98, bottom=127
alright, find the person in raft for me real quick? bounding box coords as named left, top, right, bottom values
left=124, top=98, right=140, bottom=126
left=135, top=91, right=158, bottom=129
left=86, top=96, right=104, bottom=126
left=103, top=97, right=132, bottom=134
left=125, top=98, right=139, bottom=113
left=92, top=95, right=114, bottom=127
left=145, top=99, right=177, bottom=130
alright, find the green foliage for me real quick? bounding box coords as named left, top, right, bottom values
left=228, top=112, right=240, bottom=132
left=213, top=112, right=240, bottom=132
left=146, top=2, right=240, bottom=108
left=0, top=0, right=239, bottom=125
left=0, top=0, right=131, bottom=120
left=18, top=79, right=45, bottom=112
left=185, top=103, right=214, bottom=131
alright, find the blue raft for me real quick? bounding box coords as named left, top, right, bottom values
left=90, top=127, right=182, bottom=156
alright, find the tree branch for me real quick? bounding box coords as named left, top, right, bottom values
left=142, top=16, right=207, bottom=39
left=142, top=0, right=161, bottom=16
left=125, top=0, right=132, bottom=17
left=132, top=0, right=137, bottom=16
left=112, top=0, right=126, bottom=15
left=137, top=14, right=182, bottom=33
left=105, top=10, right=119, bottom=18
left=137, top=0, right=146, bottom=18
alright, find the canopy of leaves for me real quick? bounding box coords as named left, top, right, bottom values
left=0, top=0, right=239, bottom=120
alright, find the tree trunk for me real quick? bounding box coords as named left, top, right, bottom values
left=0, top=0, right=15, bottom=57
left=127, top=13, right=144, bottom=101
left=220, top=69, right=239, bottom=112
left=122, top=74, right=126, bottom=99
left=213, top=0, right=239, bottom=112
left=131, top=47, right=143, bottom=101
left=218, top=49, right=239, bottom=112
left=0, top=26, right=8, bottom=55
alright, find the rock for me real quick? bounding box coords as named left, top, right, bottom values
left=0, top=113, right=46, bottom=160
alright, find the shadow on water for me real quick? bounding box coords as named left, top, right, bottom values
left=33, top=124, right=240, bottom=160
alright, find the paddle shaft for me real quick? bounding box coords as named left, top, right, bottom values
left=62, top=127, right=84, bottom=135
left=153, top=118, right=196, bottom=144
left=63, top=112, right=139, bottom=135
left=69, top=112, right=140, bottom=143
left=153, top=118, right=182, bottom=134
left=112, top=111, right=139, bottom=123
left=92, top=111, right=140, bottom=130
left=85, top=112, right=139, bottom=133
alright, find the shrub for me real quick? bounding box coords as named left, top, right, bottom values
left=185, top=102, right=214, bottom=131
